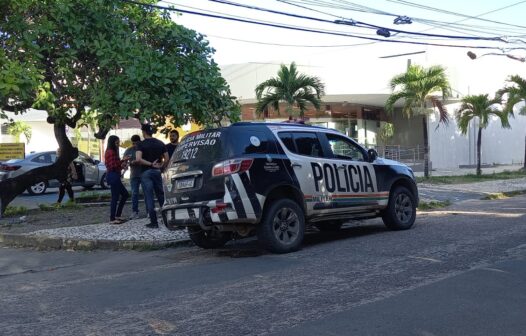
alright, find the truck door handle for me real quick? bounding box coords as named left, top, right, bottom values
left=291, top=163, right=302, bottom=168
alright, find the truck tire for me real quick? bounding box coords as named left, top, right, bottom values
left=187, top=226, right=231, bottom=249
left=257, top=198, right=305, bottom=254
left=382, top=186, right=416, bottom=230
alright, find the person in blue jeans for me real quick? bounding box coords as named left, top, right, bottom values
left=134, top=124, right=169, bottom=228
left=104, top=135, right=130, bottom=224
left=123, top=135, right=144, bottom=219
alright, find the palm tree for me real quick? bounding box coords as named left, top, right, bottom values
left=7, top=121, right=32, bottom=143
left=385, top=64, right=451, bottom=178
left=498, top=75, right=526, bottom=170
left=255, top=62, right=325, bottom=118
left=456, top=94, right=509, bottom=175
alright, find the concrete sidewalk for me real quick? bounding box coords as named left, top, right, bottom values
left=2, top=176, right=526, bottom=251
left=414, top=164, right=523, bottom=177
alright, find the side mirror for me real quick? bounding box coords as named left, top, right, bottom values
left=367, top=148, right=378, bottom=162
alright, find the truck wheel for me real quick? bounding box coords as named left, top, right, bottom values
left=257, top=199, right=305, bottom=254
left=187, top=226, right=231, bottom=249
left=382, top=186, right=416, bottom=230
left=315, top=221, right=342, bottom=232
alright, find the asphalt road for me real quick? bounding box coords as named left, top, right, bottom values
left=1, top=195, right=525, bottom=335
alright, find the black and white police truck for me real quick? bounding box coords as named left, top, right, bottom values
left=161, top=122, right=418, bottom=253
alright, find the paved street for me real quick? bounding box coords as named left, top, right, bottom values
left=1, top=195, right=525, bottom=335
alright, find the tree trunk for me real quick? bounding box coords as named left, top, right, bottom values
left=423, top=115, right=430, bottom=178
left=0, top=123, right=78, bottom=217
left=523, top=135, right=526, bottom=171
left=476, top=127, right=482, bottom=176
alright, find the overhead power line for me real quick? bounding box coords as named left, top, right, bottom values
left=386, top=0, right=526, bottom=30
left=282, top=0, right=526, bottom=36
left=208, top=0, right=507, bottom=42
left=121, top=0, right=514, bottom=50
left=206, top=34, right=376, bottom=48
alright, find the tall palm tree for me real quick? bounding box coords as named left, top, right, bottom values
left=385, top=64, right=451, bottom=178
left=456, top=94, right=510, bottom=176
left=255, top=62, right=325, bottom=118
left=498, top=75, right=526, bottom=170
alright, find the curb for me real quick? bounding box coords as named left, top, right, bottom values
left=0, top=232, right=193, bottom=251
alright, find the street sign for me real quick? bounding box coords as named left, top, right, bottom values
left=0, top=143, right=25, bottom=160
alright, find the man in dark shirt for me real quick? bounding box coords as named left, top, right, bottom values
left=165, top=129, right=179, bottom=159
left=134, top=124, right=169, bottom=228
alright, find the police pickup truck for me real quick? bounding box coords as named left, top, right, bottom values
left=161, top=122, right=418, bottom=253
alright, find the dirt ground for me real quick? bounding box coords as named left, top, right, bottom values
left=0, top=204, right=115, bottom=234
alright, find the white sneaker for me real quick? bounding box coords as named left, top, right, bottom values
left=129, top=212, right=140, bottom=220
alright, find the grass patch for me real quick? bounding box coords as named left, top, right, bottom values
left=417, top=169, right=526, bottom=185
left=4, top=205, right=29, bottom=217
left=418, top=200, right=451, bottom=210
left=482, top=190, right=526, bottom=200
left=38, top=201, right=84, bottom=211
left=76, top=191, right=112, bottom=203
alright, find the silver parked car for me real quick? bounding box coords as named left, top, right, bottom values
left=0, top=151, right=108, bottom=195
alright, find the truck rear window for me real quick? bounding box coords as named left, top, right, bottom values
left=172, top=130, right=224, bottom=163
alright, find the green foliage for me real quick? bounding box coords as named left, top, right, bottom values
left=385, top=64, right=451, bottom=123
left=456, top=94, right=509, bottom=134
left=255, top=62, right=325, bottom=118
left=378, top=123, right=394, bottom=144
left=38, top=201, right=83, bottom=211
left=4, top=205, right=28, bottom=217
left=417, top=200, right=451, bottom=210
left=6, top=121, right=32, bottom=143
left=0, top=0, right=238, bottom=132
left=482, top=190, right=526, bottom=200
left=76, top=191, right=111, bottom=203
left=498, top=75, right=526, bottom=116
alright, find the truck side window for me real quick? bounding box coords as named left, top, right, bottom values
left=278, top=132, right=296, bottom=153
left=326, top=133, right=365, bottom=161
left=292, top=132, right=324, bottom=158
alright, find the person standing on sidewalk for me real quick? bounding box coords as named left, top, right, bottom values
left=165, top=129, right=179, bottom=159
left=123, top=135, right=144, bottom=219
left=56, top=147, right=78, bottom=204
left=134, top=124, right=169, bottom=228
left=104, top=135, right=130, bottom=225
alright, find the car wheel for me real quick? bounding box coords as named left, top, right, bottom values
left=100, top=173, right=108, bottom=189
left=382, top=186, right=416, bottom=230
left=315, top=221, right=343, bottom=232
left=27, top=181, right=47, bottom=195
left=187, top=226, right=231, bottom=249
left=257, top=198, right=305, bottom=254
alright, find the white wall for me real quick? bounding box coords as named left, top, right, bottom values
left=429, top=103, right=526, bottom=169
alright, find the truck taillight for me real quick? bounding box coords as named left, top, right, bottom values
left=212, top=159, right=253, bottom=177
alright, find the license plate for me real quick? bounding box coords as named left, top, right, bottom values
left=176, top=177, right=194, bottom=189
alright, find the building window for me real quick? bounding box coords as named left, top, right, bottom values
left=325, top=105, right=331, bottom=112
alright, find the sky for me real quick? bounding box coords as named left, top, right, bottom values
left=159, top=0, right=526, bottom=98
